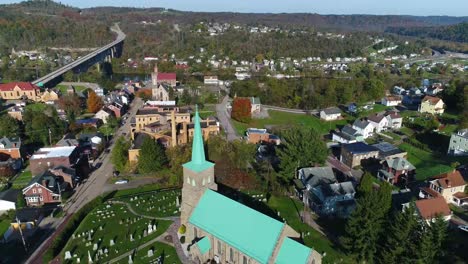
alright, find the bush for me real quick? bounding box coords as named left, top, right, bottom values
left=178, top=224, right=186, bottom=234
left=180, top=236, right=186, bottom=244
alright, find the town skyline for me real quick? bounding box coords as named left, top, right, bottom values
left=0, top=0, right=468, bottom=16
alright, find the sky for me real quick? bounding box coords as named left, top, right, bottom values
left=1, top=0, right=468, bottom=16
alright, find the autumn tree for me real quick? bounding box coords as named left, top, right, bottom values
left=231, top=97, right=252, bottom=123
left=57, top=94, right=82, bottom=122
left=87, top=90, right=103, bottom=113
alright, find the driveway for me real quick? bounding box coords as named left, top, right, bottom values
left=216, top=95, right=240, bottom=141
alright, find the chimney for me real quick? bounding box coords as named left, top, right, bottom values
left=171, top=110, right=177, bottom=147
left=446, top=179, right=451, bottom=188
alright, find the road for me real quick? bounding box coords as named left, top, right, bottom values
left=263, top=104, right=319, bottom=115
left=32, top=23, right=125, bottom=86
left=216, top=96, right=240, bottom=141
left=58, top=81, right=100, bottom=90
left=26, top=97, right=143, bottom=264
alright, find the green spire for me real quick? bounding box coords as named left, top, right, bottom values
left=183, top=105, right=214, bottom=173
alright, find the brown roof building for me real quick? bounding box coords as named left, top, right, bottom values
left=415, top=197, right=451, bottom=222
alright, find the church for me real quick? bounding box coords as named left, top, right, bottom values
left=180, top=108, right=322, bottom=264
left=151, top=65, right=177, bottom=101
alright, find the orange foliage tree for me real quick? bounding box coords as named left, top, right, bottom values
left=231, top=98, right=252, bottom=123
left=87, top=90, right=104, bottom=113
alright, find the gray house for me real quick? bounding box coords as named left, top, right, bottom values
left=448, top=129, right=468, bottom=156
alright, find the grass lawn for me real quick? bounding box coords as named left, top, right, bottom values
left=199, top=111, right=216, bottom=119
left=115, top=241, right=182, bottom=264
left=0, top=219, right=10, bottom=237
left=400, top=127, right=415, bottom=137
left=356, top=104, right=391, bottom=118
left=233, top=110, right=349, bottom=136
left=115, top=189, right=181, bottom=218
left=109, top=184, right=169, bottom=198
left=267, top=196, right=350, bottom=264
left=25, top=103, right=46, bottom=112
left=11, top=170, right=32, bottom=189
left=56, top=85, right=88, bottom=94
left=399, top=143, right=453, bottom=180
left=381, top=131, right=401, bottom=141
left=440, top=124, right=458, bottom=136
left=61, top=201, right=175, bottom=263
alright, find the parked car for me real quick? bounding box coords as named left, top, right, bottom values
left=115, top=180, right=128, bottom=185
left=459, top=225, right=468, bottom=232
left=113, top=170, right=120, bottom=177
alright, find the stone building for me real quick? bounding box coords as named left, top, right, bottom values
left=179, top=109, right=322, bottom=264
left=0, top=82, right=41, bottom=101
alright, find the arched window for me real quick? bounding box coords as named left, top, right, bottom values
left=193, top=227, right=198, bottom=238
left=187, top=177, right=190, bottom=184
left=243, top=256, right=248, bottom=264
left=230, top=248, right=234, bottom=262
left=217, top=240, right=222, bottom=254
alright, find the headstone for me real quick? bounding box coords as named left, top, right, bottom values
left=99, top=226, right=103, bottom=231
left=147, top=249, right=154, bottom=257
left=130, top=234, right=134, bottom=242
left=176, top=197, right=180, bottom=207
left=76, top=258, right=80, bottom=263
left=98, top=249, right=103, bottom=256
left=148, top=224, right=153, bottom=234
left=88, top=251, right=93, bottom=263
left=110, top=239, right=115, bottom=246
left=88, top=232, right=92, bottom=241
left=143, top=230, right=148, bottom=237
left=128, top=255, right=133, bottom=264
left=71, top=234, right=75, bottom=239
left=104, top=248, right=108, bottom=254
left=153, top=224, right=157, bottom=231
left=64, top=251, right=72, bottom=260
left=93, top=243, right=98, bottom=251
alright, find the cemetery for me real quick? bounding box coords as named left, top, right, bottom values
left=61, top=189, right=182, bottom=263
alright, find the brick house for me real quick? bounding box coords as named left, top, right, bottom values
left=378, top=157, right=415, bottom=185
left=0, top=82, right=41, bottom=101
left=0, top=137, right=22, bottom=159
left=22, top=175, right=62, bottom=206
left=340, top=142, right=379, bottom=168
left=29, top=146, right=79, bottom=176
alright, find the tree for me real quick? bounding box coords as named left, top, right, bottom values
left=276, top=126, right=328, bottom=181
left=87, top=90, right=103, bottom=113
left=111, top=136, right=130, bottom=172
left=231, top=97, right=252, bottom=123
left=23, top=106, right=66, bottom=146
left=57, top=94, right=82, bottom=123
left=137, top=137, right=168, bottom=174
left=0, top=115, right=19, bottom=138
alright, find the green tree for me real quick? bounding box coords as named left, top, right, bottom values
left=111, top=136, right=130, bottom=172
left=277, top=126, right=328, bottom=181
left=137, top=137, right=168, bottom=174
left=0, top=115, right=20, bottom=138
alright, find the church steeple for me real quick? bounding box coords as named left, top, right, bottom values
left=183, top=106, right=214, bottom=173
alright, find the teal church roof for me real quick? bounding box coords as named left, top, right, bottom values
left=275, top=237, right=312, bottom=264
left=183, top=106, right=214, bottom=173
left=189, top=189, right=285, bottom=264
left=195, top=236, right=211, bottom=255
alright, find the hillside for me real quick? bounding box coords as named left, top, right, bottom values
left=386, top=22, right=468, bottom=43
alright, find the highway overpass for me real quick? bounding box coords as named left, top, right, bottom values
left=32, top=24, right=125, bottom=87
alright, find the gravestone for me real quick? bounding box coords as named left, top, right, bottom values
left=64, top=251, right=72, bottom=260
left=110, top=239, right=115, bottom=246
left=76, top=258, right=80, bottom=263
left=130, top=234, right=134, bottom=242
left=88, top=251, right=93, bottom=263
left=176, top=197, right=180, bottom=207
left=99, top=226, right=103, bottom=231
left=128, top=255, right=133, bottom=264
left=98, top=249, right=103, bottom=256
left=143, top=230, right=148, bottom=237
left=147, top=249, right=154, bottom=257
left=93, top=243, right=98, bottom=251
left=88, top=232, right=92, bottom=241
left=104, top=248, right=108, bottom=254
left=153, top=224, right=157, bottom=231
left=71, top=234, right=75, bottom=239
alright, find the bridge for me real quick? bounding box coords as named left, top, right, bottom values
left=32, top=24, right=126, bottom=87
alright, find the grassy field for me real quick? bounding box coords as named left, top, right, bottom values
left=107, top=184, right=168, bottom=198
left=0, top=219, right=10, bottom=237
left=11, top=170, right=32, bottom=189
left=25, top=103, right=47, bottom=112
left=115, top=189, right=181, bottom=218
left=115, top=241, right=181, bottom=264
left=399, top=143, right=453, bottom=180
left=233, top=110, right=349, bottom=136
left=267, top=196, right=350, bottom=264
left=356, top=104, right=391, bottom=118
left=61, top=202, right=175, bottom=263
left=56, top=85, right=88, bottom=94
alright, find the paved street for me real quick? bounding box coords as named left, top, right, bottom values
left=216, top=95, right=240, bottom=141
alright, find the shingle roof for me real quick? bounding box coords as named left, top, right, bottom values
left=341, top=125, right=358, bottom=136
left=189, top=189, right=285, bottom=264
left=0, top=137, right=21, bottom=149
left=0, top=82, right=40, bottom=91
left=353, top=119, right=372, bottom=129
left=367, top=113, right=386, bottom=123
left=157, top=72, right=177, bottom=81
left=322, top=107, right=341, bottom=115
left=432, top=170, right=466, bottom=188
left=299, top=167, right=336, bottom=188
left=415, top=197, right=451, bottom=220
left=342, top=142, right=377, bottom=154
left=422, top=95, right=442, bottom=105
left=386, top=157, right=415, bottom=171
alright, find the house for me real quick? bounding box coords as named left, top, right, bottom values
left=311, top=182, right=356, bottom=218
left=298, top=166, right=336, bottom=191
left=29, top=146, right=79, bottom=176
left=180, top=109, right=322, bottom=264
left=320, top=107, right=342, bottom=121
left=427, top=83, right=444, bottom=95
left=7, top=105, right=24, bottom=121
left=250, top=97, right=261, bottom=113
left=378, top=157, right=415, bottom=185
left=246, top=128, right=280, bottom=145
left=381, top=96, right=402, bottom=107
left=75, top=118, right=102, bottom=128
left=367, top=113, right=389, bottom=133
left=419, top=170, right=467, bottom=206
left=22, top=172, right=68, bottom=206
left=204, top=76, right=219, bottom=85
left=403, top=94, right=424, bottom=108
left=447, top=129, right=468, bottom=156
left=152, top=83, right=171, bottom=101
left=352, top=119, right=374, bottom=139
left=0, top=137, right=22, bottom=159
left=107, top=103, right=124, bottom=118
left=372, top=142, right=407, bottom=160
left=0, top=82, right=41, bottom=101
left=134, top=107, right=191, bottom=131
left=393, top=86, right=406, bottom=95
left=94, top=107, right=114, bottom=124
left=419, top=96, right=445, bottom=115
left=386, top=111, right=402, bottom=130
left=41, top=89, right=59, bottom=102
left=340, top=142, right=379, bottom=168
left=0, top=189, right=18, bottom=215
left=332, top=125, right=363, bottom=144
left=151, top=65, right=177, bottom=87
left=347, top=103, right=358, bottom=114
left=414, top=197, right=451, bottom=223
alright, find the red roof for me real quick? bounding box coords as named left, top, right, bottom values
left=157, top=73, right=176, bottom=81
left=415, top=197, right=451, bottom=220
left=422, top=95, right=442, bottom=105
left=0, top=82, right=40, bottom=92
left=432, top=170, right=466, bottom=188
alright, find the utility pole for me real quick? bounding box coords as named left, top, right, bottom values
left=16, top=217, right=28, bottom=252
left=57, top=180, right=62, bottom=203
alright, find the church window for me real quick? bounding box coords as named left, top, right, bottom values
left=217, top=240, right=222, bottom=254
left=208, top=177, right=211, bottom=183
left=243, top=256, right=248, bottom=264
left=202, top=179, right=205, bottom=186
left=187, top=177, right=190, bottom=184
left=230, top=248, right=234, bottom=262
left=193, top=227, right=198, bottom=238
left=192, top=179, right=196, bottom=186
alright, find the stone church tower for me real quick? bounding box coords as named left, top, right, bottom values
left=151, top=64, right=158, bottom=86
left=180, top=107, right=217, bottom=225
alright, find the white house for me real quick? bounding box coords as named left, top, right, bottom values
left=94, top=108, right=113, bottom=124
left=381, top=96, right=402, bottom=107
left=320, top=107, right=342, bottom=121
left=386, top=111, right=403, bottom=130
left=367, top=113, right=389, bottom=133
left=250, top=97, right=261, bottom=113
left=0, top=189, right=17, bottom=215
left=352, top=119, right=374, bottom=139
left=204, top=76, right=219, bottom=85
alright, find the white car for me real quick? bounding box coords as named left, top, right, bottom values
left=115, top=180, right=128, bottom=185
left=459, top=225, right=468, bottom=232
